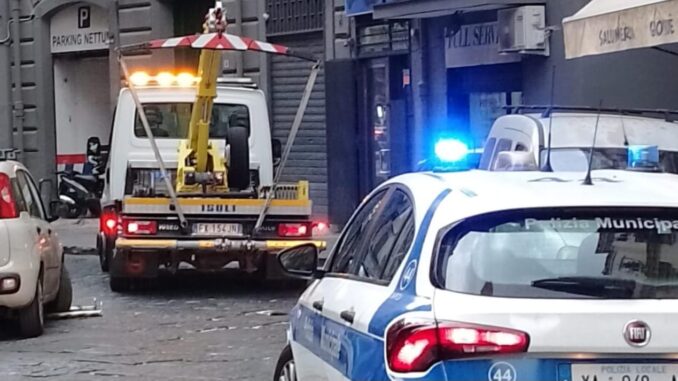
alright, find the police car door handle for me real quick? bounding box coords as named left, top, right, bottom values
left=312, top=300, right=324, bottom=312
left=340, top=310, right=355, bottom=324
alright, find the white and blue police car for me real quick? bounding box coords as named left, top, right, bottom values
left=273, top=143, right=678, bottom=381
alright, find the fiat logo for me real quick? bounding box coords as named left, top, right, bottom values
left=624, top=320, right=651, bottom=347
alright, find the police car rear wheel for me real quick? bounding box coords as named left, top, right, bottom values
left=273, top=345, right=296, bottom=381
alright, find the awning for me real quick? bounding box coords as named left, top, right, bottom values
left=563, top=0, right=678, bottom=59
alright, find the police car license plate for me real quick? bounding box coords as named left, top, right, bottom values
left=572, top=364, right=678, bottom=381
left=192, top=223, right=243, bottom=236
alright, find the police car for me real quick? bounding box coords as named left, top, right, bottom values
left=273, top=144, right=678, bottom=381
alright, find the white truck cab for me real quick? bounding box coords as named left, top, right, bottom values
left=102, top=79, right=274, bottom=204
left=479, top=106, right=678, bottom=173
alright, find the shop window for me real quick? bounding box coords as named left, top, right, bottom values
left=357, top=21, right=410, bottom=57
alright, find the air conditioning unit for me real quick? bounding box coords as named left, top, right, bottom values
left=498, top=6, right=549, bottom=55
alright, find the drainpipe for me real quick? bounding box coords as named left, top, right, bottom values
left=0, top=1, right=13, bottom=150
left=10, top=0, right=23, bottom=160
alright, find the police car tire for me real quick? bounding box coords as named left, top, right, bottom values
left=273, top=345, right=295, bottom=381
left=227, top=126, right=250, bottom=190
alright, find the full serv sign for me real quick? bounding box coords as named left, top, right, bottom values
left=50, top=5, right=109, bottom=53
left=445, top=22, right=520, bottom=68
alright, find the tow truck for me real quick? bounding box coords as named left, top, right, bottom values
left=97, top=1, right=326, bottom=291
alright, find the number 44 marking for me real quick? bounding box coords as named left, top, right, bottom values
left=488, top=362, right=517, bottom=381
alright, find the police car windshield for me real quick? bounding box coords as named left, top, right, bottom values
left=543, top=148, right=678, bottom=173
left=134, top=103, right=250, bottom=138
left=439, top=208, right=678, bottom=299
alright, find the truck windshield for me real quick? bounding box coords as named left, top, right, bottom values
left=439, top=208, right=678, bottom=299
left=134, top=102, right=250, bottom=138
left=543, top=148, right=678, bottom=174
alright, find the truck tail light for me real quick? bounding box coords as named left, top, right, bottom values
left=0, top=174, right=17, bottom=219
left=386, top=320, right=529, bottom=373
left=312, top=221, right=329, bottom=236
left=100, top=210, right=119, bottom=236
left=124, top=220, right=157, bottom=235
left=277, top=223, right=310, bottom=238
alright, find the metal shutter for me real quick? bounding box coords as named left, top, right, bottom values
left=270, top=33, right=327, bottom=217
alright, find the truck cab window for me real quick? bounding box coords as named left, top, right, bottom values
left=135, top=103, right=251, bottom=139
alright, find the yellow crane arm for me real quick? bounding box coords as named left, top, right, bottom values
left=187, top=49, right=221, bottom=173
left=176, top=3, right=228, bottom=194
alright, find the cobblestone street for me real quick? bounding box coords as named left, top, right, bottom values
left=0, top=220, right=308, bottom=381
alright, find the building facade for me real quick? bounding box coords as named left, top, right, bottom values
left=325, top=0, right=678, bottom=225
left=0, top=0, right=329, bottom=217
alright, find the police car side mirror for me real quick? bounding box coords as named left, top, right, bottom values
left=277, top=243, right=319, bottom=279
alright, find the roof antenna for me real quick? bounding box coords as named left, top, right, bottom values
left=583, top=100, right=603, bottom=186
left=542, top=65, right=556, bottom=172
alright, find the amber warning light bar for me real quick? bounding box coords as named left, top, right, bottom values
left=128, top=71, right=199, bottom=87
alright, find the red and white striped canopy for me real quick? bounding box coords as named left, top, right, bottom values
left=119, top=32, right=317, bottom=61
left=142, top=33, right=318, bottom=61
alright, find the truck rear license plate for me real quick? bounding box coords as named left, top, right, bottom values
left=192, top=223, right=243, bottom=236
left=571, top=364, right=678, bottom=381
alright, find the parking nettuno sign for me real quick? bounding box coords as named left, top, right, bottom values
left=50, top=4, right=109, bottom=54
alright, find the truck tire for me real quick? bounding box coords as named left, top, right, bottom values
left=97, top=233, right=110, bottom=272
left=45, top=267, right=73, bottom=313
left=227, top=126, right=250, bottom=190
left=18, top=281, right=44, bottom=338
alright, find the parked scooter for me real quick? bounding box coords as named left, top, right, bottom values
left=57, top=137, right=107, bottom=218
left=57, top=170, right=103, bottom=218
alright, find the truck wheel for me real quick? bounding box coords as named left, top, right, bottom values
left=110, top=276, right=132, bottom=293
left=45, top=267, right=73, bottom=313
left=227, top=126, right=250, bottom=190
left=18, top=281, right=44, bottom=338
left=97, top=234, right=110, bottom=272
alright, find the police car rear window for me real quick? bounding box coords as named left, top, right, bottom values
left=134, top=103, right=250, bottom=138
left=438, top=208, right=678, bottom=299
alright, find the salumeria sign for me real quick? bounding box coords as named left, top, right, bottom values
left=564, top=0, right=678, bottom=59
left=50, top=5, right=109, bottom=53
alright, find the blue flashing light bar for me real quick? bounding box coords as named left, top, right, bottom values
left=628, top=145, right=659, bottom=170
left=434, top=138, right=469, bottom=163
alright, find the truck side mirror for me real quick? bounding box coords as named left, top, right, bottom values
left=272, top=139, right=282, bottom=165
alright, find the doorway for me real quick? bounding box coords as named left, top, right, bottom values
left=358, top=56, right=410, bottom=196
left=53, top=54, right=111, bottom=174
